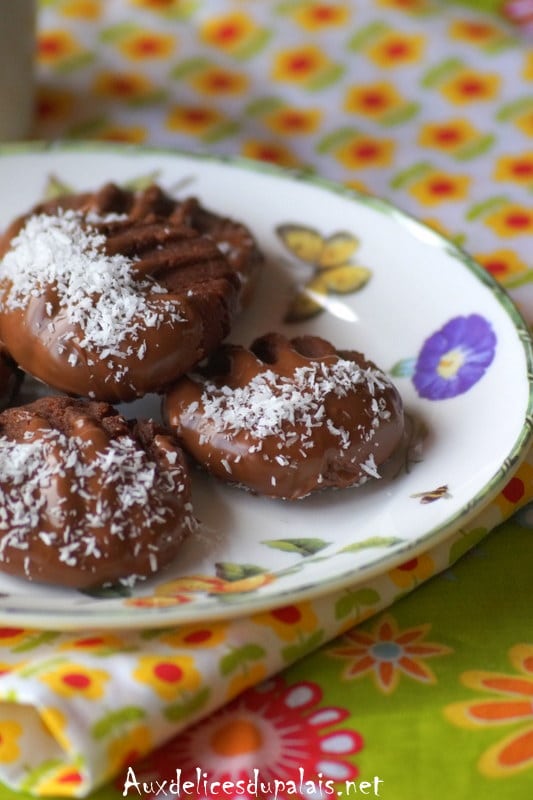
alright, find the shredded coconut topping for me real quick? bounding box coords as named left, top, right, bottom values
left=0, top=209, right=183, bottom=373
left=0, top=428, right=189, bottom=568
left=192, top=359, right=391, bottom=449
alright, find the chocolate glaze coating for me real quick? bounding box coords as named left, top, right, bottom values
left=0, top=183, right=263, bottom=402
left=164, top=333, right=405, bottom=500
left=0, top=397, right=195, bottom=588
left=0, top=341, right=21, bottom=411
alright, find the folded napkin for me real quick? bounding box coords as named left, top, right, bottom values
left=0, top=451, right=531, bottom=797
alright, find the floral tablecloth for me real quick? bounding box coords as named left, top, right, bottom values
left=0, top=1, right=531, bottom=798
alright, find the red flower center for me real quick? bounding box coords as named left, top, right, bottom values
left=288, top=54, right=315, bottom=73
left=429, top=179, right=454, bottom=195
left=311, top=6, right=338, bottom=21
left=398, top=558, right=418, bottom=571
left=511, top=161, right=533, bottom=177
left=184, top=629, right=212, bottom=644
left=362, top=91, right=387, bottom=109
left=458, top=79, right=485, bottom=96
left=484, top=259, right=507, bottom=276
left=76, top=636, right=105, bottom=647
left=353, top=142, right=380, bottom=159
left=216, top=23, right=241, bottom=42
left=183, top=108, right=212, bottom=123
left=154, top=662, right=183, bottom=683
left=0, top=627, right=24, bottom=638
left=272, top=605, right=302, bottom=624
left=502, top=476, right=525, bottom=503
left=504, top=212, right=531, bottom=229
left=385, top=41, right=410, bottom=57
left=62, top=672, right=91, bottom=689
left=435, top=127, right=462, bottom=143
left=135, top=37, right=160, bottom=55
left=59, top=771, right=83, bottom=785
left=39, top=38, right=65, bottom=57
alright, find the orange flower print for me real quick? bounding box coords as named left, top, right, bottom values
left=378, top=0, right=431, bottom=10
left=264, top=107, right=322, bottom=136
left=445, top=644, right=533, bottom=777
left=36, top=86, right=75, bottom=125
left=271, top=45, right=330, bottom=84
left=388, top=553, right=435, bottom=589
left=125, top=594, right=192, bottom=608
left=92, top=71, right=156, bottom=103
left=367, top=31, right=426, bottom=67
left=334, top=135, right=395, bottom=170
left=160, top=623, right=228, bottom=649
left=200, top=12, right=258, bottom=53
left=475, top=249, right=530, bottom=287
left=515, top=109, right=533, bottom=137
left=40, top=663, right=109, bottom=700
left=494, top=153, right=533, bottom=186
left=59, top=633, right=124, bottom=653
left=118, top=30, right=175, bottom=61
left=0, top=721, right=22, bottom=763
left=485, top=204, right=533, bottom=237
left=190, top=66, right=248, bottom=96
left=252, top=603, right=319, bottom=642
left=166, top=105, right=225, bottom=135
left=409, top=170, right=471, bottom=206
left=449, top=18, right=506, bottom=46
left=133, top=655, right=201, bottom=700
left=97, top=124, right=147, bottom=143
left=32, top=764, right=85, bottom=795
left=344, top=81, right=404, bottom=118
left=60, top=0, right=102, bottom=19
left=37, top=29, right=83, bottom=65
left=329, top=613, right=452, bottom=693
left=227, top=663, right=268, bottom=700
left=131, top=0, right=183, bottom=12
left=0, top=626, right=32, bottom=648
left=292, top=3, right=351, bottom=30
left=440, top=69, right=501, bottom=104
left=417, top=118, right=481, bottom=153
left=106, top=724, right=153, bottom=778
left=241, top=139, right=300, bottom=168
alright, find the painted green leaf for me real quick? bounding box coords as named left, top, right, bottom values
left=169, top=57, right=212, bottom=80
left=245, top=96, right=285, bottom=116
left=316, top=127, right=361, bottom=155
left=202, top=120, right=241, bottom=144
left=261, top=538, right=330, bottom=557
left=347, top=21, right=389, bottom=52
left=215, top=562, right=266, bottom=581
left=54, top=52, right=95, bottom=75
left=390, top=161, right=432, bottom=189
left=307, top=63, right=345, bottom=92
left=42, top=175, right=75, bottom=200
left=339, top=536, right=404, bottom=554
left=19, top=656, right=66, bottom=679
left=91, top=707, right=146, bottom=740
left=219, top=644, right=266, bottom=676
left=282, top=630, right=324, bottom=663
left=455, top=133, right=495, bottom=161
left=448, top=527, right=488, bottom=566
left=233, top=29, right=272, bottom=61
left=390, top=357, right=416, bottom=378
left=12, top=631, right=60, bottom=653
left=496, top=95, right=533, bottom=122
left=420, top=57, right=463, bottom=88
left=335, top=587, right=381, bottom=620
left=122, top=171, right=162, bottom=191
left=380, top=102, right=421, bottom=127
left=99, top=23, right=140, bottom=44
left=465, top=195, right=508, bottom=221
left=164, top=687, right=210, bottom=722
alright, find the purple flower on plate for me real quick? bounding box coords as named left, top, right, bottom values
left=412, top=314, right=496, bottom=400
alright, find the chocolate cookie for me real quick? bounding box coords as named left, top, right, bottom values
left=0, top=341, right=21, bottom=411
left=0, top=183, right=263, bottom=402
left=164, top=333, right=405, bottom=500
left=0, top=396, right=195, bottom=588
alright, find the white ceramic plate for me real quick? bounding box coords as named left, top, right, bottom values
left=0, top=142, right=531, bottom=630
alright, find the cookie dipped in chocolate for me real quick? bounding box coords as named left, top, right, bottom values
left=0, top=184, right=263, bottom=402
left=164, top=333, right=405, bottom=500
left=0, top=396, right=196, bottom=588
